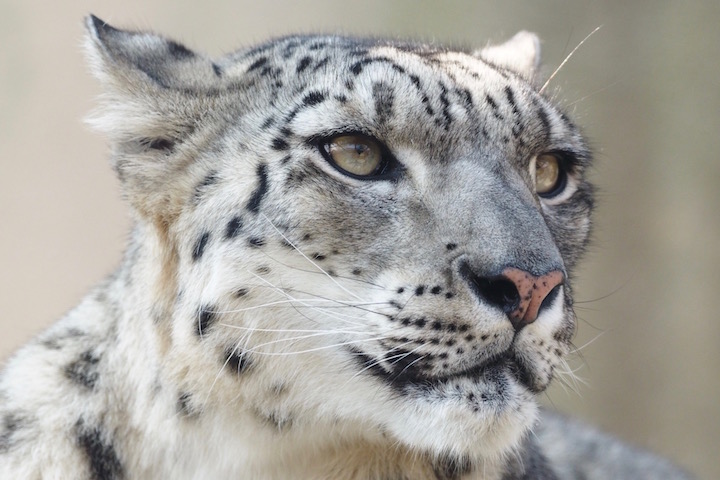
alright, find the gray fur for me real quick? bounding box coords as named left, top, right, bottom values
left=0, top=15, right=692, bottom=479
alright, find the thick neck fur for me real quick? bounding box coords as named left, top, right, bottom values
left=84, top=221, right=512, bottom=479
left=90, top=221, right=510, bottom=479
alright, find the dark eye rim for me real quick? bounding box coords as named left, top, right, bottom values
left=313, top=132, right=402, bottom=181
left=536, top=151, right=573, bottom=199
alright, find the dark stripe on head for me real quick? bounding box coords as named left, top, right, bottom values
left=485, top=94, right=503, bottom=120
left=247, top=57, right=268, bottom=72
left=504, top=85, right=520, bottom=117
left=296, top=56, right=312, bottom=73
left=246, top=163, right=269, bottom=213
left=532, top=98, right=552, bottom=140
left=372, top=82, right=395, bottom=124
left=311, top=57, right=330, bottom=72
left=225, top=216, right=244, bottom=239
left=438, top=82, right=452, bottom=130
left=302, top=91, right=326, bottom=106
left=192, top=232, right=210, bottom=261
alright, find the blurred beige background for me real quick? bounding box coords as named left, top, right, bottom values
left=1, top=0, right=718, bottom=478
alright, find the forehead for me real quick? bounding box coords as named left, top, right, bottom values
left=216, top=35, right=583, bottom=165
left=222, top=35, right=507, bottom=89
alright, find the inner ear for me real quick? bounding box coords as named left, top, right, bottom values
left=143, top=137, right=176, bottom=152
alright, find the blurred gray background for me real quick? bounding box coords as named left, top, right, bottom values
left=1, top=1, right=718, bottom=477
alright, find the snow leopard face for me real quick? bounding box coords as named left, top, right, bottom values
left=87, top=16, right=592, bottom=467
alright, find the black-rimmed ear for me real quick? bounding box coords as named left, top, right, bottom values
left=84, top=15, right=221, bottom=146
left=85, top=15, right=219, bottom=90
left=84, top=15, right=222, bottom=222
left=474, top=31, right=541, bottom=79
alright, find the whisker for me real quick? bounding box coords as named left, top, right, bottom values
left=246, top=271, right=368, bottom=327
left=242, top=334, right=396, bottom=356
left=540, top=26, right=602, bottom=94
left=570, top=330, right=607, bottom=353
left=260, top=213, right=364, bottom=301
left=343, top=341, right=417, bottom=385
left=564, top=80, right=620, bottom=107
left=216, top=323, right=371, bottom=336
left=253, top=246, right=390, bottom=292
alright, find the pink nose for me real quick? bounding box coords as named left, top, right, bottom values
left=501, top=267, right=564, bottom=327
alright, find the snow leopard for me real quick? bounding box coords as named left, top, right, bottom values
left=0, top=15, right=693, bottom=480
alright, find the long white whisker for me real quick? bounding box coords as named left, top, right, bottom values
left=570, top=330, right=607, bottom=353
left=564, top=80, right=620, bottom=107
left=202, top=336, right=254, bottom=407
left=344, top=340, right=417, bottom=385
left=260, top=213, right=363, bottom=301
left=216, top=323, right=371, bottom=336
left=244, top=335, right=394, bottom=356
left=388, top=347, right=427, bottom=377
left=213, top=298, right=347, bottom=314
left=246, top=270, right=369, bottom=327
left=540, top=26, right=602, bottom=94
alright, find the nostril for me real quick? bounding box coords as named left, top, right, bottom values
left=472, top=276, right=520, bottom=314
left=458, top=261, right=521, bottom=314
left=459, top=261, right=565, bottom=329
left=539, top=283, right=562, bottom=313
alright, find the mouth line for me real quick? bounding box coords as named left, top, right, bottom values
left=348, top=347, right=529, bottom=392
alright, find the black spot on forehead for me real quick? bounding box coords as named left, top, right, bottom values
left=271, top=138, right=289, bottom=151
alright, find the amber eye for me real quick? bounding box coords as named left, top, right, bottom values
left=533, top=153, right=565, bottom=197
left=322, top=134, right=385, bottom=178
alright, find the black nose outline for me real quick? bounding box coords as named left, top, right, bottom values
left=459, top=261, right=565, bottom=330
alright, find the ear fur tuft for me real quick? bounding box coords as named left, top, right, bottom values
left=83, top=15, right=222, bottom=223
left=475, top=31, right=541, bottom=80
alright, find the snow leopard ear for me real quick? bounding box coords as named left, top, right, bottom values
left=84, top=15, right=221, bottom=224
left=475, top=31, right=541, bottom=79
left=84, top=15, right=219, bottom=144
left=84, top=14, right=219, bottom=92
